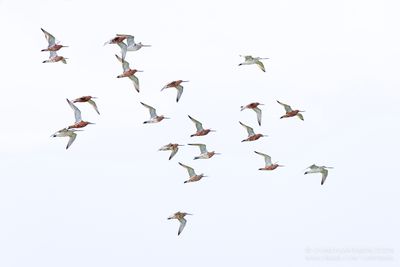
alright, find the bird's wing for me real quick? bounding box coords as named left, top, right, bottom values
left=188, top=116, right=203, bottom=131
left=67, top=99, right=82, bottom=122
left=321, top=169, right=328, bottom=185
left=297, top=113, right=304, bottom=121
left=254, top=107, right=262, bottom=126
left=176, top=85, right=184, bottom=102
left=125, top=35, right=136, bottom=46
left=41, top=28, right=56, bottom=46
left=115, top=54, right=129, bottom=71
left=255, top=60, right=265, bottom=72
left=117, top=42, right=127, bottom=60
left=169, top=148, right=178, bottom=160
left=178, top=218, right=187, bottom=236
left=255, top=151, right=272, bottom=166
left=140, top=102, right=157, bottom=118
left=129, top=75, right=140, bottom=93
left=179, top=162, right=195, bottom=177
left=66, top=132, right=77, bottom=149
left=189, top=143, right=207, bottom=154
left=49, top=51, right=57, bottom=58
left=239, top=121, right=255, bottom=136
left=277, top=100, right=293, bottom=113
left=87, top=99, right=100, bottom=115
left=244, top=55, right=253, bottom=61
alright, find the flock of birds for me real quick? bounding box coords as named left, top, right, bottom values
left=42, top=28, right=333, bottom=236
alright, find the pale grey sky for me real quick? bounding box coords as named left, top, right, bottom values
left=0, top=0, right=399, bottom=266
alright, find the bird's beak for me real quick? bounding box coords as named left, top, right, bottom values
left=262, top=134, right=268, bottom=137
left=142, top=44, right=151, bottom=47
left=88, top=122, right=96, bottom=125
left=210, top=130, right=216, bottom=132
left=182, top=80, right=189, bottom=83
left=164, top=117, right=171, bottom=119
left=136, top=70, right=144, bottom=72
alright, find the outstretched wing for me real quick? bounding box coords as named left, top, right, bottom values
left=129, top=75, right=140, bottom=93
left=176, top=85, right=184, bottom=102
left=188, top=115, right=204, bottom=131
left=169, top=148, right=178, bottom=160
left=254, top=151, right=272, bottom=166
left=254, top=107, right=262, bottom=126
left=239, top=121, right=255, bottom=136
left=87, top=99, right=100, bottom=115
left=117, top=42, right=127, bottom=60
left=178, top=218, right=187, bottom=235
left=297, top=113, right=304, bottom=121
left=188, top=143, right=207, bottom=154
left=41, top=28, right=56, bottom=46
left=140, top=102, right=157, bottom=118
left=321, top=169, right=328, bottom=185
left=277, top=100, right=293, bottom=113
left=115, top=54, right=130, bottom=71
left=66, top=98, right=82, bottom=122
left=66, top=132, right=77, bottom=149
left=255, top=60, right=265, bottom=72
left=179, top=162, right=196, bottom=177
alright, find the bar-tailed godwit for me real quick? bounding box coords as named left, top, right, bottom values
left=178, top=162, right=207, bottom=183
left=42, top=51, right=67, bottom=64
left=239, top=121, right=267, bottom=142
left=161, top=80, right=189, bottom=103
left=188, top=115, right=215, bottom=137
left=277, top=100, right=305, bottom=121
left=304, top=164, right=333, bottom=185
left=254, top=151, right=284, bottom=170
left=240, top=102, right=264, bottom=126
left=51, top=128, right=82, bottom=149
left=167, top=211, right=192, bottom=236
left=188, top=143, right=220, bottom=160
left=115, top=34, right=151, bottom=59
left=238, top=55, right=269, bottom=72
left=41, top=28, right=68, bottom=52
left=159, top=143, right=184, bottom=160
left=115, top=54, right=142, bottom=92
left=66, top=99, right=95, bottom=129
left=72, top=96, right=100, bottom=115
left=141, top=102, right=169, bottom=124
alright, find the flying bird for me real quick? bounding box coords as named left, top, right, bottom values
left=51, top=128, right=82, bottom=149
left=42, top=51, right=67, bottom=64
left=238, top=55, right=269, bottom=72
left=277, top=100, right=305, bottom=120
left=188, top=143, right=220, bottom=160
left=115, top=54, right=142, bottom=92
left=304, top=164, right=333, bottom=185
left=66, top=98, right=95, bottom=129
left=115, top=34, right=151, bottom=59
left=140, top=102, right=169, bottom=124
left=254, top=151, right=284, bottom=170
left=178, top=162, right=207, bottom=183
left=239, top=121, right=267, bottom=142
left=72, top=96, right=100, bottom=115
left=167, top=211, right=192, bottom=236
left=188, top=115, right=215, bottom=137
left=158, top=143, right=184, bottom=160
left=161, top=80, right=189, bottom=103
left=104, top=35, right=127, bottom=46
left=40, top=28, right=68, bottom=52
left=240, top=102, right=264, bottom=126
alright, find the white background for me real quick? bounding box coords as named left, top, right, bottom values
left=0, top=0, right=399, bottom=266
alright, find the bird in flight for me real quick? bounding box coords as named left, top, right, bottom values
left=42, top=51, right=68, bottom=64
left=240, top=102, right=264, bottom=126
left=277, top=100, right=305, bottom=121
left=178, top=162, right=207, bottom=183
left=238, top=55, right=269, bottom=72
left=158, top=143, right=184, bottom=160
left=304, top=164, right=333, bottom=185
left=188, top=143, right=220, bottom=160
left=188, top=115, right=215, bottom=137
left=115, top=34, right=151, bottom=59
left=66, top=99, right=95, bottom=129
left=140, top=102, right=169, bottom=124
left=167, top=211, right=192, bottom=236
left=115, top=54, right=142, bottom=92
left=239, top=121, right=267, bottom=142
left=161, top=80, right=189, bottom=103
left=51, top=128, right=82, bottom=150
left=72, top=96, right=100, bottom=115
left=40, top=28, right=68, bottom=52
left=254, top=151, right=284, bottom=171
